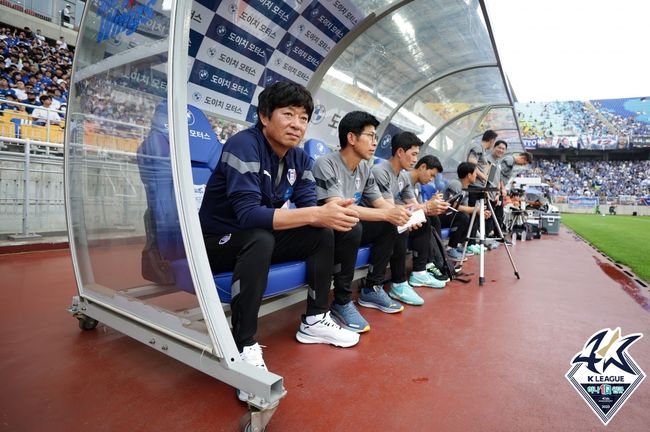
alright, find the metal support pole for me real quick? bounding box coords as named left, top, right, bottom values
left=9, top=140, right=41, bottom=240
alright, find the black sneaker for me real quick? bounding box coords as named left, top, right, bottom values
left=495, top=238, right=513, bottom=246
left=426, top=265, right=450, bottom=282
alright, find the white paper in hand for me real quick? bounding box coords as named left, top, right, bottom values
left=397, top=209, right=426, bottom=233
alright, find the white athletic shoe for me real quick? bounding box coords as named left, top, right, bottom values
left=237, top=343, right=267, bottom=402
left=296, top=311, right=360, bottom=348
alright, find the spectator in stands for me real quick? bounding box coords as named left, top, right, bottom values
left=370, top=132, right=446, bottom=307
left=0, top=77, right=14, bottom=97
left=440, top=162, right=492, bottom=261
left=0, top=92, right=18, bottom=112
left=31, top=95, right=62, bottom=126
left=199, top=83, right=361, bottom=394
left=11, top=79, right=27, bottom=101
left=313, top=111, right=409, bottom=333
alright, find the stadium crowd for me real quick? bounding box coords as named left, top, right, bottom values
left=0, top=25, right=72, bottom=118
left=518, top=100, right=650, bottom=142
left=519, top=159, right=650, bottom=200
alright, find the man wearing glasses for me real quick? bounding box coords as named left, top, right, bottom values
left=313, top=111, right=411, bottom=333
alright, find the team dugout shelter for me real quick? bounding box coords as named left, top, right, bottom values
left=64, top=0, right=523, bottom=428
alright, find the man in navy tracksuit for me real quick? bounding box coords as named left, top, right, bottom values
left=199, top=83, right=360, bottom=400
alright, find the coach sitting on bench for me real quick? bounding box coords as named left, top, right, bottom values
left=199, top=82, right=361, bottom=399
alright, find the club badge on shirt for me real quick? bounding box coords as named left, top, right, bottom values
left=287, top=168, right=296, bottom=185
left=355, top=175, right=361, bottom=190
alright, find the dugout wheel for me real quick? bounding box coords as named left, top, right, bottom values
left=239, top=412, right=266, bottom=432
left=77, top=314, right=99, bottom=331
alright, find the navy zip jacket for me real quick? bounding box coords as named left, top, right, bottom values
left=199, top=127, right=316, bottom=237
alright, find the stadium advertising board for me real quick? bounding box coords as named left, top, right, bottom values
left=568, top=196, right=599, bottom=209
left=188, top=0, right=364, bottom=123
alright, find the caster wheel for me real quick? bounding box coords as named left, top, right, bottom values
left=78, top=315, right=98, bottom=331
left=239, top=412, right=266, bottom=432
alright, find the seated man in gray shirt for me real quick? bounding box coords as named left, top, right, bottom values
left=440, top=162, right=492, bottom=261
left=370, top=132, right=447, bottom=308
left=313, top=111, right=411, bottom=333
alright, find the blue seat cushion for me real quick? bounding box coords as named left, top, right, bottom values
left=440, top=228, right=451, bottom=240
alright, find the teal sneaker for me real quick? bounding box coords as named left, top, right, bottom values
left=426, top=264, right=450, bottom=283
left=468, top=244, right=485, bottom=254
left=358, top=286, right=404, bottom=313
left=409, top=271, right=445, bottom=289
left=389, top=281, right=424, bottom=306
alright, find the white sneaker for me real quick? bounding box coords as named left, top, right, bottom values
left=237, top=343, right=267, bottom=402
left=296, top=312, right=360, bottom=348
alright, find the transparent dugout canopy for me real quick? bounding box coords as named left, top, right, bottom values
left=65, top=0, right=521, bottom=375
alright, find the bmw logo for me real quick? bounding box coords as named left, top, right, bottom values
left=229, top=3, right=236, bottom=14
left=192, top=92, right=202, bottom=102
left=199, top=70, right=209, bottom=80
left=266, top=75, right=274, bottom=85
left=207, top=47, right=217, bottom=57
left=380, top=134, right=391, bottom=148
left=311, top=8, right=319, bottom=17
left=285, top=40, right=293, bottom=49
left=275, top=57, right=282, bottom=66
left=187, top=110, right=195, bottom=125
left=311, top=104, right=325, bottom=124
left=298, top=24, right=305, bottom=33
left=250, top=112, right=258, bottom=123
left=217, top=25, right=226, bottom=36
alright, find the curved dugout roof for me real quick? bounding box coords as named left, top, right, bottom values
left=184, top=0, right=522, bottom=165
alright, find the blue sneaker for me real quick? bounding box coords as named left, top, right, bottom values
left=447, top=247, right=464, bottom=261
left=330, top=301, right=370, bottom=333
left=461, top=246, right=475, bottom=256
left=358, top=286, right=404, bottom=313
left=388, top=281, right=424, bottom=305
left=409, top=271, right=446, bottom=289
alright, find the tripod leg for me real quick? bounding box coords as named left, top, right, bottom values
left=460, top=205, right=478, bottom=263
left=479, top=198, right=485, bottom=286
left=486, top=200, right=520, bottom=279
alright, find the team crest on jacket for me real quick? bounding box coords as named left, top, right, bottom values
left=287, top=168, right=296, bottom=185
left=355, top=175, right=361, bottom=190
left=566, top=327, right=645, bottom=425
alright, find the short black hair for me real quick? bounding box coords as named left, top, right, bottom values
left=338, top=110, right=379, bottom=149
left=415, top=155, right=443, bottom=172
left=520, top=152, right=533, bottom=164
left=494, top=139, right=508, bottom=149
left=457, top=161, right=477, bottom=179
left=482, top=130, right=498, bottom=142
left=256, top=81, right=314, bottom=130
left=390, top=131, right=422, bottom=156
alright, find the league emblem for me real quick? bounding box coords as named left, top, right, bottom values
left=566, top=327, right=645, bottom=425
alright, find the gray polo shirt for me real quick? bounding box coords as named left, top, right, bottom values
left=367, top=160, right=415, bottom=206
left=313, top=151, right=382, bottom=205
left=486, top=152, right=503, bottom=187
left=500, top=154, right=516, bottom=182
left=467, top=143, right=488, bottom=187
left=443, top=179, right=469, bottom=206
